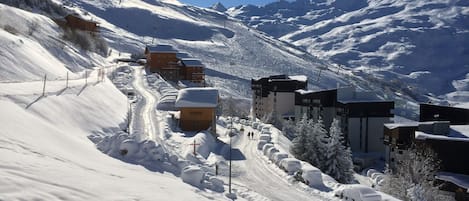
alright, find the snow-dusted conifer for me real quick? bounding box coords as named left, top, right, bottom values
left=324, top=118, right=354, bottom=183
left=290, top=114, right=309, bottom=161
left=381, top=145, right=453, bottom=201
left=306, top=117, right=329, bottom=169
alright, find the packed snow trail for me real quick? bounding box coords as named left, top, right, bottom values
left=231, top=127, right=333, bottom=201
left=131, top=66, right=158, bottom=141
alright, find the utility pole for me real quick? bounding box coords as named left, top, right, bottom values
left=229, top=117, right=233, bottom=194
left=85, top=70, right=88, bottom=85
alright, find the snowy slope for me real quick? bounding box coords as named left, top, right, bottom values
left=63, top=0, right=363, bottom=97
left=0, top=4, right=230, bottom=200
left=227, top=0, right=469, bottom=102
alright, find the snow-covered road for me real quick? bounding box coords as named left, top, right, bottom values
left=231, top=127, right=334, bottom=201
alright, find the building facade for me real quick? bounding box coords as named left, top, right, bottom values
left=251, top=75, right=307, bottom=121
left=145, top=45, right=179, bottom=74
left=178, top=58, right=205, bottom=84
left=175, top=88, right=219, bottom=134
left=295, top=86, right=394, bottom=153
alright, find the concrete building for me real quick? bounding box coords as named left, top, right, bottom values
left=295, top=86, right=394, bottom=153
left=251, top=75, right=307, bottom=121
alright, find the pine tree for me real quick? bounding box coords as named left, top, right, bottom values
left=290, top=114, right=310, bottom=161
left=306, top=117, right=329, bottom=170
left=324, top=118, right=354, bottom=183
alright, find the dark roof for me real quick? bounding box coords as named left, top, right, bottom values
left=146, top=45, right=177, bottom=53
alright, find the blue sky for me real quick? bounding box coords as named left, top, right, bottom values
left=179, top=0, right=278, bottom=8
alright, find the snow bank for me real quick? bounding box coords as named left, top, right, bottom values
left=184, top=131, right=216, bottom=159
left=181, top=165, right=205, bottom=187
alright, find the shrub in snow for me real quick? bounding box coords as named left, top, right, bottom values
left=181, top=165, right=205, bottom=187
left=119, top=139, right=139, bottom=157
left=204, top=176, right=224, bottom=192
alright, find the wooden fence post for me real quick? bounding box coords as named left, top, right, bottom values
left=66, top=71, right=69, bottom=88
left=85, top=70, right=88, bottom=85
left=42, top=74, right=47, bottom=96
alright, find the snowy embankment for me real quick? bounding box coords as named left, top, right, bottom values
left=0, top=4, right=228, bottom=200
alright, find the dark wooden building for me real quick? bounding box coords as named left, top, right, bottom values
left=420, top=103, right=469, bottom=125
left=295, top=86, right=394, bottom=153
left=65, top=14, right=99, bottom=32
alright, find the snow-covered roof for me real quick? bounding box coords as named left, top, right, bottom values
left=288, top=75, right=307, bottom=82
left=252, top=75, right=307, bottom=83
left=436, top=172, right=469, bottom=191
left=384, top=122, right=420, bottom=129
left=176, top=52, right=191, bottom=59
left=180, top=58, right=204, bottom=67
left=415, top=125, right=469, bottom=142
left=146, top=45, right=177, bottom=53
left=175, top=88, right=218, bottom=108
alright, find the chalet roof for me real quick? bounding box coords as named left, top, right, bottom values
left=65, top=13, right=98, bottom=24
left=175, top=88, right=218, bottom=108
left=288, top=75, right=307, bottom=82
left=436, top=172, right=469, bottom=191
left=384, top=122, right=419, bottom=130
left=146, top=45, right=177, bottom=53
left=415, top=125, right=469, bottom=142
left=252, top=74, right=307, bottom=83
left=176, top=52, right=192, bottom=59
left=180, top=58, right=204, bottom=67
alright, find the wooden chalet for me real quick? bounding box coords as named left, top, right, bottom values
left=178, top=58, right=205, bottom=84
left=64, top=14, right=99, bottom=32
left=175, top=88, right=219, bottom=133
left=420, top=103, right=469, bottom=125
left=144, top=45, right=179, bottom=80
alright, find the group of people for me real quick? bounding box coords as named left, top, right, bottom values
left=247, top=131, right=255, bottom=139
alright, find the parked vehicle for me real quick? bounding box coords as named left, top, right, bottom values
left=297, top=165, right=323, bottom=187
left=259, top=134, right=271, bottom=142
left=279, top=158, right=301, bottom=175
left=271, top=152, right=288, bottom=165
left=257, top=140, right=269, bottom=150
left=334, top=184, right=382, bottom=201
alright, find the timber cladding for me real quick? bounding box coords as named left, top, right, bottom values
left=145, top=52, right=178, bottom=72
left=179, top=108, right=215, bottom=131
left=65, top=15, right=98, bottom=32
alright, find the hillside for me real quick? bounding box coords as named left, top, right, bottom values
left=0, top=3, right=228, bottom=200
left=227, top=0, right=469, bottom=102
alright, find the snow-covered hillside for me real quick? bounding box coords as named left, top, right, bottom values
left=227, top=0, right=469, bottom=102
left=0, top=3, right=229, bottom=200
left=64, top=0, right=366, bottom=97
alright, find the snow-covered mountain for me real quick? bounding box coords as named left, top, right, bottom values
left=210, top=2, right=227, bottom=12
left=227, top=0, right=469, bottom=101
